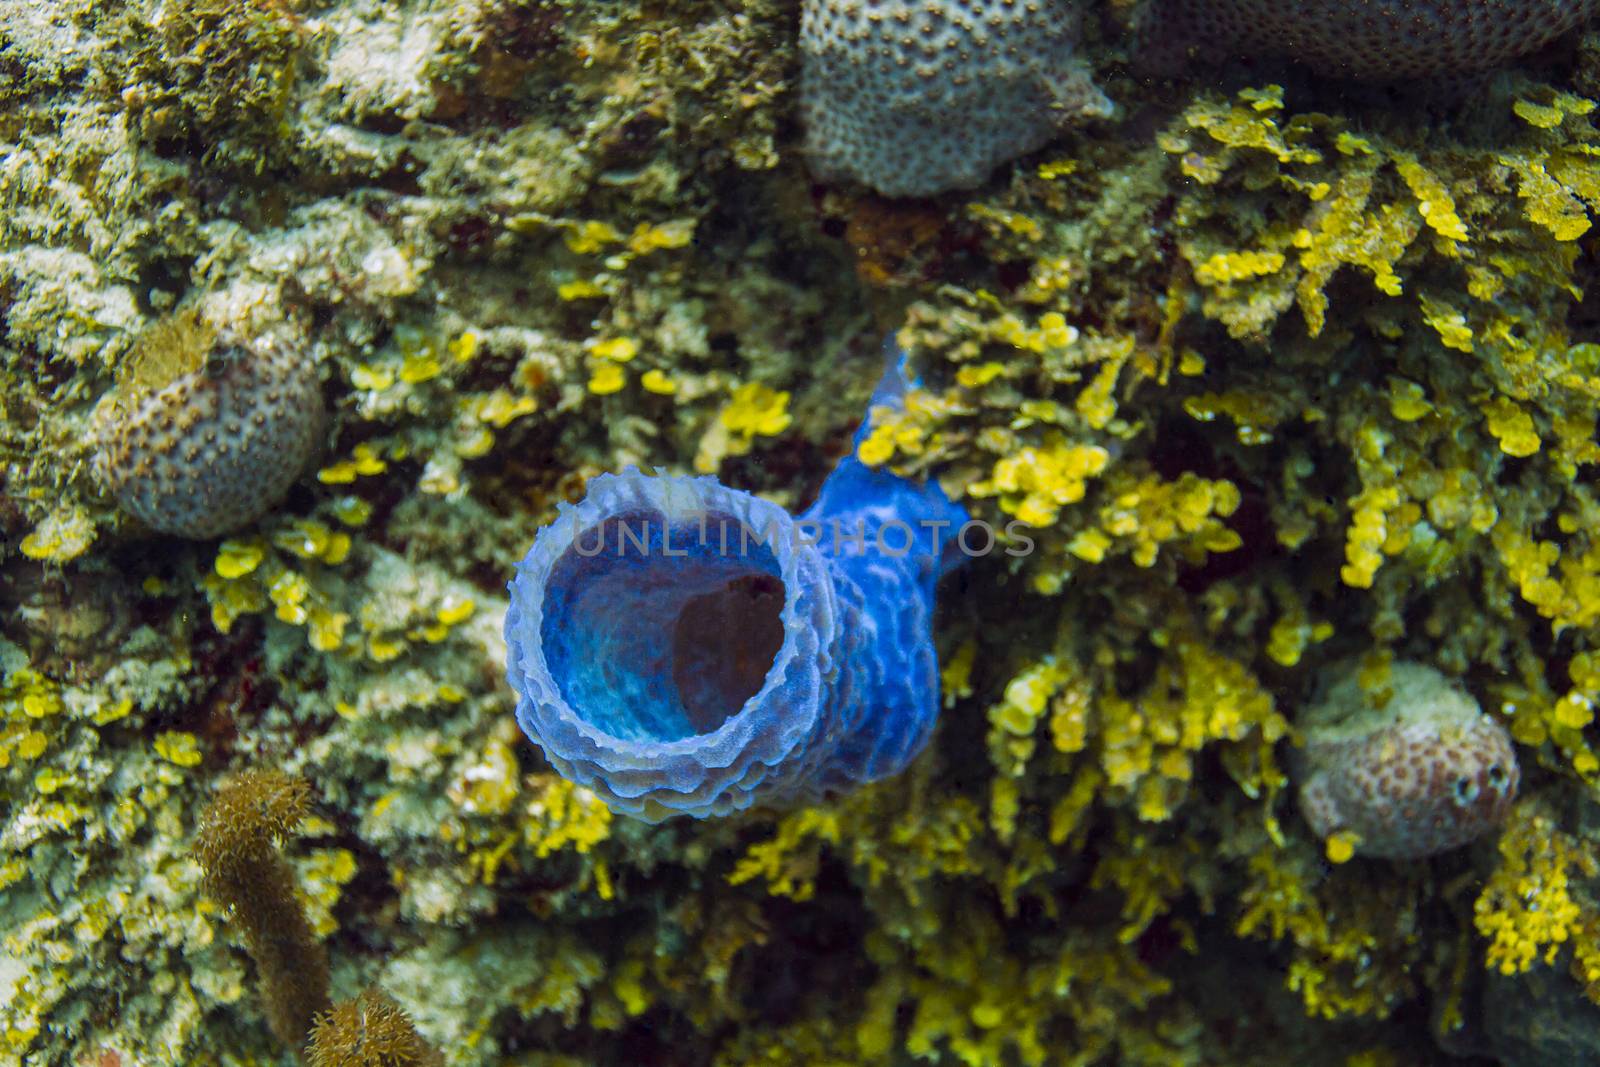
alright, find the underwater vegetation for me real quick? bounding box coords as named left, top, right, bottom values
left=8, top=0, right=1600, bottom=1064
left=197, top=771, right=443, bottom=1065
left=307, top=989, right=444, bottom=1067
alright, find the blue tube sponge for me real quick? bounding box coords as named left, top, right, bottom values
left=504, top=354, right=967, bottom=820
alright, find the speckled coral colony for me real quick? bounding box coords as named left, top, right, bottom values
left=7, top=0, right=1600, bottom=1064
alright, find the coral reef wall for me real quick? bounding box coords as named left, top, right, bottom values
left=7, top=0, right=1600, bottom=1065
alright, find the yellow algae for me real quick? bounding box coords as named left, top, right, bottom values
left=1075, top=359, right=1122, bottom=430
left=587, top=362, right=626, bottom=395
left=1395, top=153, right=1468, bottom=243
left=564, top=219, right=624, bottom=254
left=317, top=443, right=388, bottom=484
left=640, top=368, right=677, bottom=394
left=399, top=351, right=443, bottom=384
left=307, top=607, right=350, bottom=652
left=971, top=437, right=1110, bottom=527
left=1476, top=809, right=1597, bottom=977
left=1324, top=832, right=1359, bottom=864
left=591, top=336, right=638, bottom=362
left=1193, top=250, right=1285, bottom=286
left=351, top=363, right=396, bottom=391
left=19, top=506, right=96, bottom=563
left=153, top=731, right=202, bottom=768
left=1385, top=379, right=1432, bottom=421
left=1483, top=397, right=1541, bottom=457
left=1515, top=100, right=1565, bottom=129
left=470, top=389, right=538, bottom=428
left=329, top=496, right=372, bottom=527
left=450, top=738, right=522, bottom=818
left=15, top=732, right=47, bottom=760
left=956, top=361, right=1008, bottom=388
left=523, top=776, right=612, bottom=858
left=558, top=278, right=607, bottom=300
left=720, top=382, right=792, bottom=437
left=625, top=218, right=695, bottom=254
left=436, top=596, right=476, bottom=626
left=1418, top=295, right=1473, bottom=352
left=267, top=570, right=312, bottom=625
left=215, top=538, right=267, bottom=579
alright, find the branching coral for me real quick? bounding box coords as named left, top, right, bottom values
left=195, top=770, right=331, bottom=1052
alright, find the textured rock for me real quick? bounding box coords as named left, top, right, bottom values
left=94, top=322, right=325, bottom=539
left=1484, top=964, right=1600, bottom=1067
left=504, top=350, right=969, bottom=820
left=1297, top=661, right=1519, bottom=859
left=1161, top=0, right=1600, bottom=81
left=800, top=0, right=1111, bottom=198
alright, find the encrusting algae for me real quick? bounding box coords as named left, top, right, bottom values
left=7, top=0, right=1600, bottom=1064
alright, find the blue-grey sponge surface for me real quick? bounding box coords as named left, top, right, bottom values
left=504, top=354, right=967, bottom=819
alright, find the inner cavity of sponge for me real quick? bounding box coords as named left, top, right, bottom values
left=542, top=510, right=787, bottom=742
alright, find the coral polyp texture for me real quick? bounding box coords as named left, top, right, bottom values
left=1162, top=0, right=1600, bottom=79
left=92, top=317, right=325, bottom=539
left=505, top=355, right=968, bottom=820
left=1297, top=661, right=1520, bottom=860
left=307, top=988, right=444, bottom=1067
left=195, top=770, right=331, bottom=1052
left=800, top=0, right=1111, bottom=197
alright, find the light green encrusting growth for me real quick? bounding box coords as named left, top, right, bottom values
left=6, top=1, right=1600, bottom=1065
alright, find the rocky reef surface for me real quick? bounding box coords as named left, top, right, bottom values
left=7, top=1, right=1600, bottom=1065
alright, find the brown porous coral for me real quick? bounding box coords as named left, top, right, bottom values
left=1159, top=0, right=1600, bottom=80
left=800, top=0, right=1111, bottom=197
left=1296, top=661, right=1520, bottom=859
left=93, top=311, right=325, bottom=539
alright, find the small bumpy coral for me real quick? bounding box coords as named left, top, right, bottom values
left=1164, top=0, right=1600, bottom=79
left=1297, top=661, right=1519, bottom=859
left=93, top=316, right=324, bottom=539
left=800, top=0, right=1111, bottom=197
